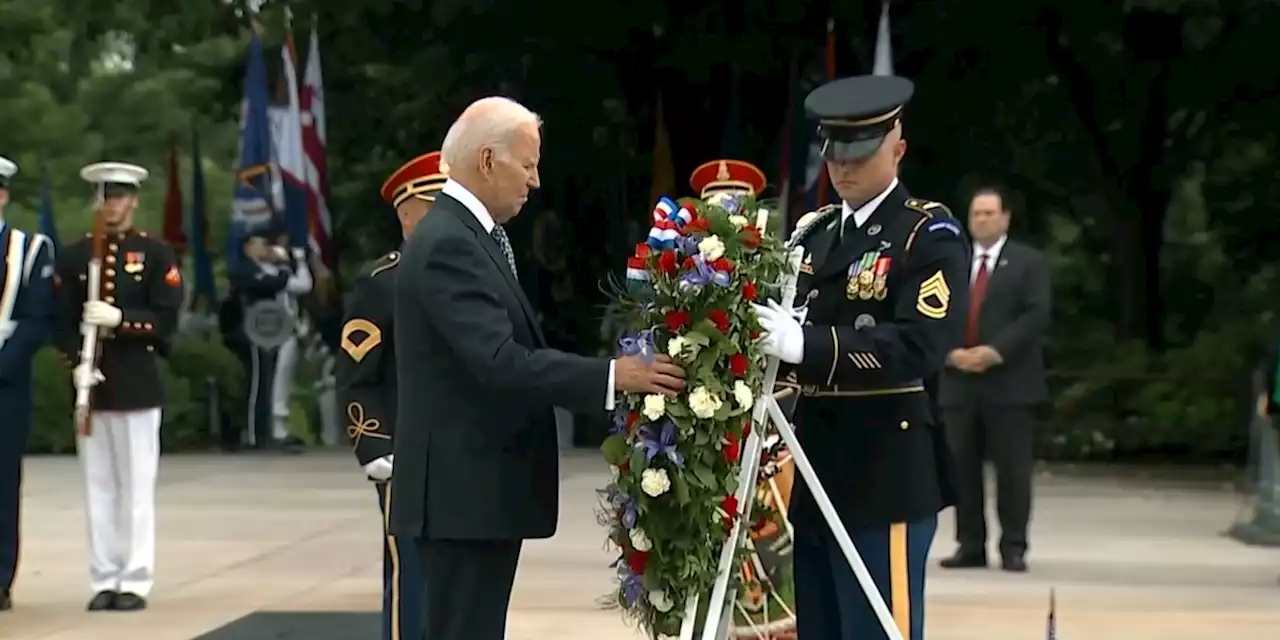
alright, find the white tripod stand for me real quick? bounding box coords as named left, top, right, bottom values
left=676, top=245, right=905, bottom=640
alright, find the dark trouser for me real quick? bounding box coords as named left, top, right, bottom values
left=794, top=515, right=936, bottom=640
left=943, top=403, right=1036, bottom=558
left=0, top=387, right=33, bottom=594
left=246, top=345, right=278, bottom=447
left=416, top=538, right=522, bottom=640
left=375, top=482, right=424, bottom=640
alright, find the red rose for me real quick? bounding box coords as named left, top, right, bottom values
left=711, top=257, right=734, bottom=274
left=657, top=250, right=678, bottom=275
left=664, top=310, right=690, bottom=333
left=686, top=217, right=711, bottom=233
left=740, top=225, right=762, bottom=248
left=707, top=309, right=729, bottom=333
left=742, top=422, right=752, bottom=439
left=750, top=330, right=761, bottom=339
left=626, top=412, right=640, bottom=435
left=728, top=353, right=749, bottom=377
left=720, top=495, right=739, bottom=528
left=626, top=550, right=650, bottom=574
left=722, top=431, right=741, bottom=463
left=742, top=281, right=757, bottom=301
left=682, top=256, right=696, bottom=270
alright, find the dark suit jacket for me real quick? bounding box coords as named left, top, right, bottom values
left=939, top=239, right=1051, bottom=407
left=389, top=190, right=610, bottom=541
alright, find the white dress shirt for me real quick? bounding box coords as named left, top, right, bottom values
left=442, top=179, right=617, bottom=410
left=971, top=235, right=1008, bottom=284
left=840, top=177, right=900, bottom=233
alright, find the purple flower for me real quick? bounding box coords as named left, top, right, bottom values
left=679, top=253, right=731, bottom=288
left=635, top=420, right=684, bottom=466
left=617, top=562, right=646, bottom=608
left=675, top=235, right=700, bottom=256
left=599, top=484, right=639, bottom=529
left=618, top=329, right=655, bottom=363
left=609, top=409, right=629, bottom=435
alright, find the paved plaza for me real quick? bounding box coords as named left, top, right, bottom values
left=2, top=450, right=1279, bottom=639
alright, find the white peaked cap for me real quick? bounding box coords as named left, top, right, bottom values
left=79, top=161, right=149, bottom=185
left=0, top=156, right=17, bottom=179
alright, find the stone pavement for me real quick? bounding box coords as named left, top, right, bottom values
left=2, top=451, right=1279, bottom=640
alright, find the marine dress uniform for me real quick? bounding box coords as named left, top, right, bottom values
left=754, top=76, right=969, bottom=640
left=55, top=162, right=183, bottom=611
left=0, top=156, right=57, bottom=612
left=337, top=151, right=444, bottom=640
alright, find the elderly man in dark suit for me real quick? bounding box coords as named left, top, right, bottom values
left=937, top=187, right=1051, bottom=573
left=389, top=96, right=686, bottom=640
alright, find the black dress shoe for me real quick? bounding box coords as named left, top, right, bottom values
left=114, top=592, right=148, bottom=611
left=87, top=591, right=118, bottom=611
left=939, top=550, right=988, bottom=569
left=1001, top=556, right=1028, bottom=573
left=1, top=590, right=12, bottom=611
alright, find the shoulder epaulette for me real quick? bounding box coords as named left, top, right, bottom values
left=788, top=204, right=841, bottom=248
left=369, top=250, right=401, bottom=278
left=905, top=198, right=953, bottom=219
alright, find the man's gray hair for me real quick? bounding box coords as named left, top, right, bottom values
left=440, top=97, right=542, bottom=174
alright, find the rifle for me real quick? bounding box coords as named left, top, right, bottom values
left=73, top=209, right=107, bottom=436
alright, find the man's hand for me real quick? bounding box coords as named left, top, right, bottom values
left=72, top=363, right=105, bottom=389
left=753, top=301, right=804, bottom=364
left=615, top=354, right=686, bottom=396
left=969, top=345, right=1003, bottom=372
left=364, top=455, right=393, bottom=481
left=82, top=301, right=123, bottom=328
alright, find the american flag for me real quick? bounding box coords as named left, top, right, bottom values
left=300, top=22, right=334, bottom=269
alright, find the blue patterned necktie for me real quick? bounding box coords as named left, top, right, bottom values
left=490, top=225, right=518, bottom=280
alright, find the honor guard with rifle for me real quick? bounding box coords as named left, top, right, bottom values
left=0, top=156, right=57, bottom=613
left=55, top=161, right=183, bottom=612
left=231, top=227, right=306, bottom=451
left=752, top=75, right=968, bottom=640
left=337, top=151, right=442, bottom=640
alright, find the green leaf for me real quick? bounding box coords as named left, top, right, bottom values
left=673, top=472, right=691, bottom=505
left=713, top=401, right=734, bottom=421
left=666, top=402, right=690, bottom=418
left=630, top=447, right=647, bottom=473
left=684, top=330, right=711, bottom=347
left=694, top=429, right=710, bottom=447
left=695, top=318, right=724, bottom=340
left=692, top=463, right=718, bottom=489
left=600, top=434, right=629, bottom=465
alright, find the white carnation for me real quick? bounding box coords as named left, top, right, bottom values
left=727, top=214, right=749, bottom=229
left=642, top=394, right=666, bottom=421
left=688, top=386, right=723, bottom=419
left=733, top=380, right=754, bottom=411
left=666, top=336, right=687, bottom=359
left=698, top=235, right=726, bottom=261
left=629, top=527, right=652, bottom=552
left=610, top=465, right=620, bottom=480
left=640, top=468, right=671, bottom=497
left=648, top=589, right=674, bottom=612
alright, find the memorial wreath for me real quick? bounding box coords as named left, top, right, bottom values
left=597, top=193, right=795, bottom=638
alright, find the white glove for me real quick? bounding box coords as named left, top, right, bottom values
left=72, top=363, right=105, bottom=389
left=364, top=454, right=393, bottom=481
left=83, top=301, right=123, bottom=328
left=753, top=300, right=805, bottom=364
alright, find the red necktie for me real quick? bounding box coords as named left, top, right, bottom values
left=965, top=254, right=990, bottom=347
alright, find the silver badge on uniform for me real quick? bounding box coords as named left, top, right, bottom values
left=867, top=224, right=882, bottom=236
left=854, top=314, right=876, bottom=329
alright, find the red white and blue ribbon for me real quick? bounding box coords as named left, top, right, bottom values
left=645, top=196, right=697, bottom=250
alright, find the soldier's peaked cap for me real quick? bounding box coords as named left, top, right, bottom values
left=689, top=159, right=767, bottom=199
left=0, top=156, right=16, bottom=188
left=381, top=151, right=445, bottom=207
left=80, top=161, right=149, bottom=197
left=805, top=75, right=914, bottom=162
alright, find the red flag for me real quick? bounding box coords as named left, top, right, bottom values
left=162, top=133, right=187, bottom=255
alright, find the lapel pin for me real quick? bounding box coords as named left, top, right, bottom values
left=867, top=224, right=882, bottom=236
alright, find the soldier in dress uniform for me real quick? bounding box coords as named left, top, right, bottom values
left=753, top=75, right=969, bottom=640
left=55, top=162, right=183, bottom=612
left=337, top=151, right=442, bottom=640
left=0, top=156, right=57, bottom=613
left=230, top=226, right=306, bottom=451
left=269, top=232, right=312, bottom=449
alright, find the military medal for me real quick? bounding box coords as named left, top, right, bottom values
left=124, top=251, right=145, bottom=274
left=800, top=253, right=813, bottom=275
left=872, top=257, right=891, bottom=300
left=848, top=251, right=878, bottom=300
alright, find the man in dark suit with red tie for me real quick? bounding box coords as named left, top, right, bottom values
left=937, top=187, right=1051, bottom=573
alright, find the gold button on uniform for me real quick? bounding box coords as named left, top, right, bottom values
left=899, top=420, right=909, bottom=430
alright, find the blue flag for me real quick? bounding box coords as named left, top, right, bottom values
left=189, top=126, right=216, bottom=308
left=228, top=28, right=275, bottom=271
left=37, top=165, right=60, bottom=252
